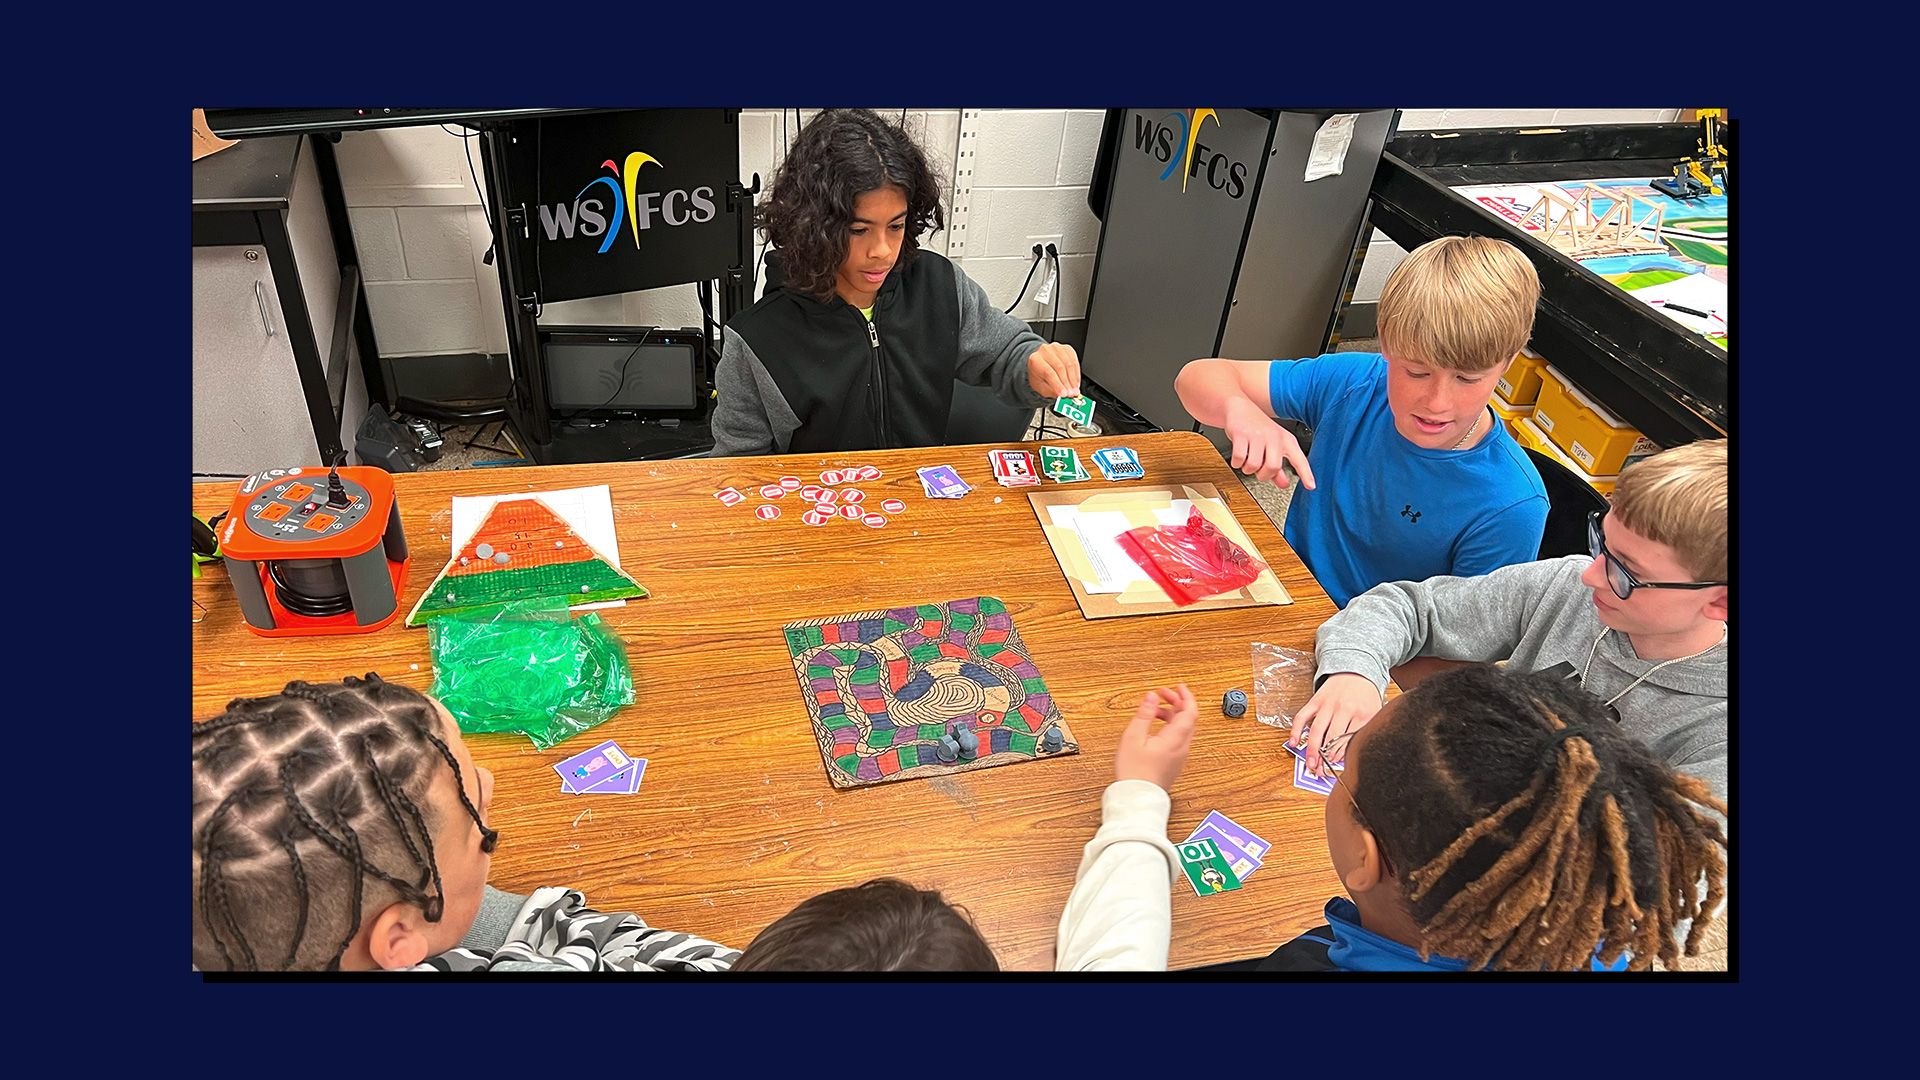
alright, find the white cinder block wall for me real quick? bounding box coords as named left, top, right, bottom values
left=335, top=108, right=1679, bottom=359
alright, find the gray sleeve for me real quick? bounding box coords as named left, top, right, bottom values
left=1315, top=557, right=1572, bottom=694
left=457, top=885, right=529, bottom=952
left=710, top=327, right=801, bottom=456
left=951, top=262, right=1049, bottom=410
left=1677, top=750, right=1727, bottom=809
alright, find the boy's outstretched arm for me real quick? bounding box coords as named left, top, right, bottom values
left=1297, top=558, right=1567, bottom=774
left=1174, top=359, right=1315, bottom=489
left=1056, top=685, right=1195, bottom=972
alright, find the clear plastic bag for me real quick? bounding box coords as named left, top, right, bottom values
left=1250, top=641, right=1316, bottom=731
left=428, top=596, right=635, bottom=750
left=1116, top=506, right=1271, bottom=606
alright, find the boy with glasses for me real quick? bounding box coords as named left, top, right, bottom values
left=1291, top=440, right=1728, bottom=801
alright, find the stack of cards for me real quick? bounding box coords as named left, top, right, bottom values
left=917, top=464, right=971, bottom=499
left=1282, top=738, right=1343, bottom=796
left=553, top=739, right=648, bottom=796
left=1181, top=810, right=1270, bottom=891
left=989, top=449, right=1040, bottom=487
left=1091, top=447, right=1144, bottom=480
left=1038, top=445, right=1092, bottom=483
left=1176, top=838, right=1242, bottom=896
left=1053, top=394, right=1096, bottom=427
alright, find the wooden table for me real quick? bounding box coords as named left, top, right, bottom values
left=191, top=431, right=1346, bottom=969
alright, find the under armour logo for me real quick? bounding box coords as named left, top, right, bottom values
left=1400, top=504, right=1422, bottom=523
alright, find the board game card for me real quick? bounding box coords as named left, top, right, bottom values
left=1185, top=822, right=1261, bottom=880
left=917, top=464, right=971, bottom=498
left=1091, top=447, right=1144, bottom=480
left=554, top=740, right=630, bottom=794
left=579, top=757, right=647, bottom=795
left=1176, top=837, right=1245, bottom=896
left=1293, top=755, right=1336, bottom=796
left=989, top=449, right=1040, bottom=487
left=1039, top=445, right=1092, bottom=483
left=1195, top=809, right=1272, bottom=861
left=1053, top=394, right=1096, bottom=427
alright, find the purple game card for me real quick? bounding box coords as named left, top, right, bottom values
left=553, top=740, right=631, bottom=794
left=917, top=464, right=971, bottom=498
left=579, top=757, right=647, bottom=795
left=1293, top=756, right=1336, bottom=796
left=1186, top=822, right=1261, bottom=880
left=1195, top=810, right=1271, bottom=862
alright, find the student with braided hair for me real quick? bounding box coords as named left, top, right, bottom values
left=191, top=674, right=738, bottom=972
left=1254, top=665, right=1727, bottom=971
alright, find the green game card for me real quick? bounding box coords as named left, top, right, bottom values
left=1039, top=445, right=1092, bottom=483
left=1053, top=394, right=1096, bottom=427
left=1177, top=837, right=1244, bottom=896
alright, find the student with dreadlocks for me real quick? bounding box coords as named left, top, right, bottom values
left=711, top=108, right=1080, bottom=455
left=191, top=674, right=739, bottom=972
left=1252, top=666, right=1727, bottom=971
left=1051, top=667, right=1725, bottom=971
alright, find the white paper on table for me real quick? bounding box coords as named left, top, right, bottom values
left=1051, top=506, right=1147, bottom=594
left=1043, top=499, right=1202, bottom=594
left=1305, top=114, right=1359, bottom=182
left=1631, top=272, right=1728, bottom=333
left=449, top=485, right=628, bottom=611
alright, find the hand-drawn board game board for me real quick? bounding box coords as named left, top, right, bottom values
left=1451, top=178, right=1728, bottom=349
left=782, top=596, right=1078, bottom=789
left=406, top=496, right=647, bottom=626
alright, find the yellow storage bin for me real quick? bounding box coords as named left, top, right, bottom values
left=1497, top=347, right=1550, bottom=406
left=1534, top=365, right=1644, bottom=476
left=1514, top=416, right=1618, bottom=497
left=1489, top=394, right=1535, bottom=438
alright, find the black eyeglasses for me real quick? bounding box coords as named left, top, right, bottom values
left=1586, top=511, right=1727, bottom=601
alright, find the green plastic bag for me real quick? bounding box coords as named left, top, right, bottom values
left=427, top=596, right=635, bottom=750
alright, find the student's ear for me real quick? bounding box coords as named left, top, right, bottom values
left=365, top=902, right=434, bottom=970
left=1340, top=826, right=1389, bottom=896
left=1703, top=586, right=1728, bottom=623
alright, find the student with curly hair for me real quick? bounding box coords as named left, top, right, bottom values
left=712, top=109, right=1080, bottom=455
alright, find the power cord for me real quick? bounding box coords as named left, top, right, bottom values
left=442, top=124, right=497, bottom=267
left=558, top=327, right=656, bottom=422
left=1033, top=244, right=1063, bottom=442
left=1004, top=244, right=1044, bottom=314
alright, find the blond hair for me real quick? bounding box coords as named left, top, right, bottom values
left=1378, top=236, right=1541, bottom=372
left=1610, top=440, right=1728, bottom=581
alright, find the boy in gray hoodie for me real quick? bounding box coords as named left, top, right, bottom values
left=1294, top=440, right=1728, bottom=802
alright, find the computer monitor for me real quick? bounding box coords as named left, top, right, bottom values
left=540, top=327, right=705, bottom=419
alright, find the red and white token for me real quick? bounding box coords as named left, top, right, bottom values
left=839, top=504, right=864, bottom=520
left=779, top=476, right=802, bottom=491
left=815, top=488, right=836, bottom=503
left=863, top=512, right=887, bottom=529
left=802, top=509, right=830, bottom=526
left=881, top=499, right=906, bottom=514
left=759, top=484, right=785, bottom=499
left=840, top=488, right=866, bottom=505
left=755, top=505, right=781, bottom=521
left=820, top=469, right=842, bottom=485
left=800, top=485, right=823, bottom=501
left=857, top=465, right=882, bottom=481
left=713, top=487, right=745, bottom=507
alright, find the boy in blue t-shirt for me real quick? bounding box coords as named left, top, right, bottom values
left=1175, top=235, right=1549, bottom=606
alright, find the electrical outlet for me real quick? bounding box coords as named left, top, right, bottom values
left=1027, top=234, right=1063, bottom=255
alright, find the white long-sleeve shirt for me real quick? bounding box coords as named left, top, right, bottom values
left=1055, top=779, right=1179, bottom=971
